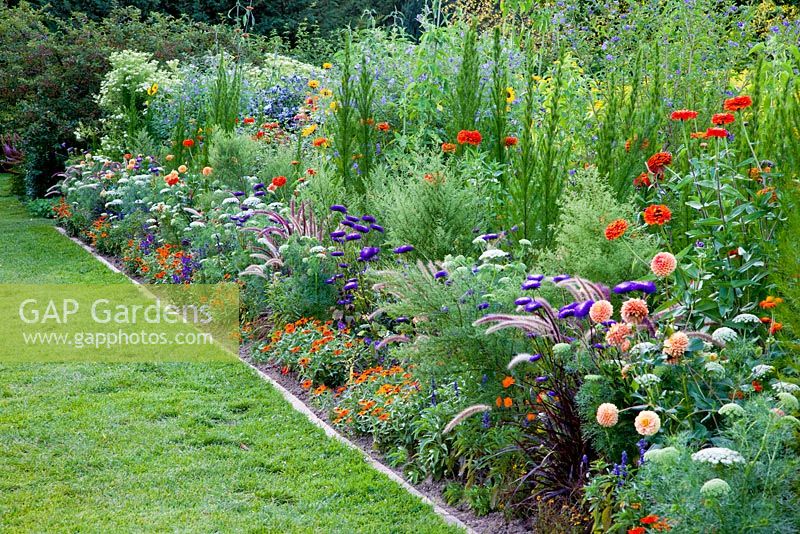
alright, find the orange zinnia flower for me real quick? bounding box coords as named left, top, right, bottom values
left=442, top=142, right=457, bottom=153
left=705, top=127, right=729, bottom=138
left=502, top=376, right=515, bottom=388
left=633, top=172, right=651, bottom=188
left=670, top=109, right=698, bottom=121
left=643, top=204, right=672, bottom=225
left=605, top=219, right=628, bottom=240
left=711, top=112, right=735, bottom=125
left=640, top=515, right=659, bottom=525
left=646, top=152, right=672, bottom=174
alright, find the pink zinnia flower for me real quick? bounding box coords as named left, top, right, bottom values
left=589, top=300, right=613, bottom=324
left=621, top=298, right=649, bottom=324
left=650, top=252, right=677, bottom=277
left=596, top=403, right=619, bottom=427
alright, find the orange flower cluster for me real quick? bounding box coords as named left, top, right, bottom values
left=759, top=295, right=783, bottom=309
left=723, top=95, right=752, bottom=112
left=605, top=219, right=628, bottom=241
left=53, top=198, right=72, bottom=219
left=646, top=152, right=672, bottom=174
left=643, top=204, right=672, bottom=226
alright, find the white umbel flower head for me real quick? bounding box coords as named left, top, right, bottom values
left=700, top=478, right=731, bottom=499
left=643, top=446, right=680, bottom=464
left=711, top=327, right=737, bottom=345
left=772, top=381, right=800, bottom=394
left=704, top=361, right=725, bottom=377
left=732, top=313, right=760, bottom=324
left=777, top=392, right=799, bottom=412
left=751, top=364, right=774, bottom=379
left=634, top=374, right=661, bottom=388
left=479, top=249, right=508, bottom=262
left=718, top=403, right=745, bottom=418
left=691, top=447, right=745, bottom=465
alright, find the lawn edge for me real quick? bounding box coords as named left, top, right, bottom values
left=53, top=224, right=473, bottom=534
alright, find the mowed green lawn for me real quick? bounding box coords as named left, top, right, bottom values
left=0, top=176, right=460, bottom=533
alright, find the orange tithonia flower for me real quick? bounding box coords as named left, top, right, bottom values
left=605, top=219, right=628, bottom=240
left=502, top=376, right=515, bottom=388
left=596, top=403, right=619, bottom=427
left=621, top=298, right=649, bottom=324
left=759, top=296, right=783, bottom=309
left=589, top=300, right=613, bottom=324
left=643, top=204, right=672, bottom=225
left=650, top=251, right=677, bottom=277
left=770, top=322, right=783, bottom=335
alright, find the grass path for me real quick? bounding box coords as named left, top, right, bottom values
left=0, top=175, right=459, bottom=533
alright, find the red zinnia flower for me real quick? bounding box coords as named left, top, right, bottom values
left=312, top=137, right=329, bottom=147
left=442, top=142, right=457, bottom=153
left=605, top=219, right=628, bottom=240
left=712, top=113, right=735, bottom=125
left=243, top=117, right=255, bottom=124
left=628, top=528, right=646, bottom=534
left=272, top=176, right=287, bottom=187
left=456, top=129, right=482, bottom=146
left=670, top=109, right=698, bottom=121
left=164, top=174, right=179, bottom=186
left=643, top=204, right=672, bottom=225
left=640, top=515, right=659, bottom=525
left=646, top=152, right=672, bottom=174
left=752, top=380, right=763, bottom=392
left=504, top=136, right=518, bottom=147
left=723, top=95, right=752, bottom=112
left=182, top=139, right=195, bottom=148
left=705, top=127, right=728, bottom=138
left=634, top=172, right=652, bottom=188
left=376, top=122, right=390, bottom=131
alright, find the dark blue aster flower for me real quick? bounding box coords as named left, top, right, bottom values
left=370, top=224, right=385, bottom=233
left=521, top=280, right=541, bottom=290
left=345, top=233, right=362, bottom=241
left=434, top=270, right=448, bottom=280
left=515, top=296, right=533, bottom=306
left=393, top=244, right=414, bottom=254
left=330, top=204, right=347, bottom=213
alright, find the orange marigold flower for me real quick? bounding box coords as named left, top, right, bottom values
left=723, top=95, right=752, bottom=112
left=670, top=109, right=698, bottom=121
left=301, top=380, right=313, bottom=389
left=502, top=376, right=515, bottom=388
left=298, top=357, right=310, bottom=367
left=605, top=219, right=628, bottom=240
left=272, top=175, right=287, bottom=187
left=646, top=152, right=672, bottom=174
left=759, top=296, right=780, bottom=309
left=503, top=397, right=513, bottom=408
left=711, top=112, right=735, bottom=125
left=643, top=204, right=672, bottom=226
left=312, top=137, right=329, bottom=148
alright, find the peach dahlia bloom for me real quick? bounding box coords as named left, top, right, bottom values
left=634, top=410, right=661, bottom=436
left=596, top=403, right=619, bottom=427
left=589, top=300, right=613, bottom=323
left=650, top=252, right=677, bottom=277
left=606, top=323, right=632, bottom=347
left=663, top=331, right=690, bottom=363
left=621, top=298, right=649, bottom=324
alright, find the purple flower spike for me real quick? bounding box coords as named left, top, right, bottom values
left=370, top=224, right=385, bottom=233
left=434, top=270, right=448, bottom=279
left=345, top=215, right=361, bottom=223
left=233, top=191, right=245, bottom=197
left=515, top=296, right=533, bottom=306
left=343, top=281, right=358, bottom=291
left=341, top=220, right=355, bottom=228
left=613, top=280, right=657, bottom=294
left=345, top=233, right=362, bottom=241
left=527, top=274, right=545, bottom=281
left=536, top=376, right=548, bottom=383
left=477, top=302, right=490, bottom=310
left=330, top=251, right=344, bottom=257
left=324, top=278, right=335, bottom=284
left=393, top=244, right=414, bottom=254
left=361, top=215, right=376, bottom=223
left=330, top=230, right=346, bottom=238
left=330, top=205, right=347, bottom=213
left=353, top=224, right=370, bottom=233
left=529, top=354, right=542, bottom=362
left=521, top=280, right=541, bottom=290
left=253, top=183, right=265, bottom=190
left=481, top=233, right=500, bottom=241
left=552, top=274, right=571, bottom=283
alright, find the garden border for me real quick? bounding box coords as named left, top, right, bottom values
left=54, top=225, right=473, bottom=534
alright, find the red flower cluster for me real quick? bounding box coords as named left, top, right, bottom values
left=456, top=129, right=482, bottom=146
left=723, top=95, right=752, bottom=112
left=643, top=204, right=672, bottom=226
left=705, top=127, right=728, bottom=138
left=646, top=152, right=672, bottom=174
left=605, top=219, right=628, bottom=240
left=670, top=109, right=698, bottom=121
left=633, top=172, right=652, bottom=188
left=504, top=136, right=518, bottom=147
left=441, top=142, right=457, bottom=153
left=182, top=139, right=195, bottom=148
left=272, top=176, right=287, bottom=187
left=711, top=112, right=735, bottom=125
